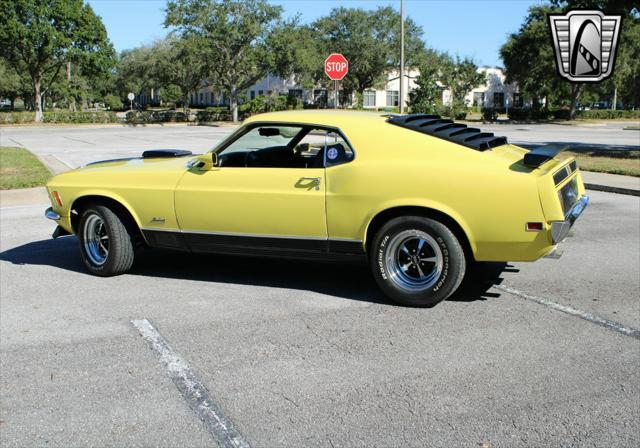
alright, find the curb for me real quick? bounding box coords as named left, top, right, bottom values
left=585, top=183, right=640, bottom=197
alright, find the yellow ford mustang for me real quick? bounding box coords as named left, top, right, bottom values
left=45, top=111, right=588, bottom=306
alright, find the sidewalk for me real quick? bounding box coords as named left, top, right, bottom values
left=581, top=171, right=640, bottom=197
left=0, top=187, right=49, bottom=208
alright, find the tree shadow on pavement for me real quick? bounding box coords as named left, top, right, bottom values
left=0, top=236, right=514, bottom=306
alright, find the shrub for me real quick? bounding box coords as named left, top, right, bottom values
left=125, top=109, right=190, bottom=125
left=195, top=110, right=232, bottom=123
left=103, top=94, right=123, bottom=111
left=0, top=111, right=36, bottom=124
left=42, top=111, right=119, bottom=123
left=239, top=94, right=293, bottom=116
left=0, top=110, right=119, bottom=124
left=576, top=109, right=640, bottom=119
left=482, top=108, right=497, bottom=121
left=506, top=108, right=529, bottom=121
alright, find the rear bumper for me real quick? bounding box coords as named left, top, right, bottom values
left=551, top=195, right=589, bottom=244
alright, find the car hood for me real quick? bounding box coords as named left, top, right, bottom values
left=47, top=154, right=197, bottom=190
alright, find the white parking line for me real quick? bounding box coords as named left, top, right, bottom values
left=131, top=319, right=251, bottom=448
left=495, top=285, right=640, bottom=340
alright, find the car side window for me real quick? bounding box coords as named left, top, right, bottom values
left=217, top=125, right=307, bottom=168
left=217, top=125, right=354, bottom=169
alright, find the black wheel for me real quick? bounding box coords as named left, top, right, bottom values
left=370, top=216, right=466, bottom=307
left=78, top=205, right=135, bottom=276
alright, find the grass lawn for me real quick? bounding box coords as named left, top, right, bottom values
left=0, top=147, right=51, bottom=189
left=559, top=149, right=640, bottom=177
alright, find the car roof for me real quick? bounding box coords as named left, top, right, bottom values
left=243, top=110, right=391, bottom=130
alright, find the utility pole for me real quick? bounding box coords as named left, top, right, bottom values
left=399, top=0, right=405, bottom=114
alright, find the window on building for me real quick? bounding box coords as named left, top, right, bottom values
left=199, top=92, right=204, bottom=104
left=386, top=90, right=399, bottom=107
left=258, top=90, right=264, bottom=96
left=267, top=90, right=273, bottom=95
left=288, top=89, right=303, bottom=99
left=493, top=92, right=505, bottom=108
left=314, top=89, right=328, bottom=108
left=513, top=93, right=523, bottom=108
left=250, top=91, right=256, bottom=100
left=339, top=90, right=351, bottom=107
left=363, top=90, right=376, bottom=107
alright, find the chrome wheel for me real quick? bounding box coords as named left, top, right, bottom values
left=384, top=230, right=443, bottom=292
left=83, top=213, right=109, bottom=266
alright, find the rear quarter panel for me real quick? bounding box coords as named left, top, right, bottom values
left=329, top=124, right=551, bottom=261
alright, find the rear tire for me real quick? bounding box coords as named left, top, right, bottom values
left=78, top=205, right=135, bottom=276
left=370, top=216, right=466, bottom=307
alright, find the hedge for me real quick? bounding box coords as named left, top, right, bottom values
left=504, top=108, right=639, bottom=121
left=0, top=110, right=119, bottom=124
left=43, top=111, right=119, bottom=123
left=125, top=110, right=190, bottom=125
left=576, top=109, right=640, bottom=119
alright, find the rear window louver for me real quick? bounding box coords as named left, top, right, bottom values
left=387, top=114, right=508, bottom=151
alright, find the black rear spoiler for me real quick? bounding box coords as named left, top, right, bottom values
left=523, top=144, right=569, bottom=168
left=142, top=149, right=193, bottom=158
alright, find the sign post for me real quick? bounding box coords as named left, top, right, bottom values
left=324, top=53, right=348, bottom=109
left=127, top=92, right=135, bottom=111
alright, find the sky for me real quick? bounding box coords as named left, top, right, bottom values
left=86, top=0, right=542, bottom=67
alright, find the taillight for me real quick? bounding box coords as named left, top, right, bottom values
left=52, top=191, right=63, bottom=207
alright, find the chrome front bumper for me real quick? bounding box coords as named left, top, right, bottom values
left=45, top=207, right=60, bottom=221
left=551, top=195, right=589, bottom=244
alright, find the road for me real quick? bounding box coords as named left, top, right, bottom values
left=1, top=190, right=638, bottom=447
left=0, top=120, right=638, bottom=171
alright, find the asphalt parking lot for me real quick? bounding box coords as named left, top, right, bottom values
left=0, top=122, right=639, bottom=447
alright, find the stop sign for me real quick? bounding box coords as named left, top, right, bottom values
left=324, top=53, right=349, bottom=80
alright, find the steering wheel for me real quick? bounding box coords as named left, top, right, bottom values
left=245, top=151, right=261, bottom=167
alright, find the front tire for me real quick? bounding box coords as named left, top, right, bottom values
left=370, top=216, right=466, bottom=307
left=78, top=205, right=135, bottom=276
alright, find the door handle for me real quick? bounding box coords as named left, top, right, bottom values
left=295, top=177, right=321, bottom=191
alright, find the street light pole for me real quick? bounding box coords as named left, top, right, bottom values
left=399, top=0, right=405, bottom=114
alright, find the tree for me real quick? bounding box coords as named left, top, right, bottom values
left=165, top=0, right=283, bottom=122
left=409, top=51, right=447, bottom=114
left=265, top=19, right=322, bottom=89
left=0, top=58, right=23, bottom=110
left=0, top=0, right=115, bottom=121
left=153, top=37, right=209, bottom=113
left=440, top=55, right=486, bottom=116
left=312, top=6, right=427, bottom=99
left=611, top=11, right=640, bottom=108
left=116, top=46, right=157, bottom=101
left=501, top=1, right=639, bottom=118
left=500, top=5, right=570, bottom=113
left=409, top=52, right=485, bottom=118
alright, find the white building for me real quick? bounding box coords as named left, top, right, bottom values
left=144, top=66, right=520, bottom=112
left=463, top=66, right=523, bottom=109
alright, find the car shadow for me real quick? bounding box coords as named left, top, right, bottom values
left=0, top=236, right=515, bottom=306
